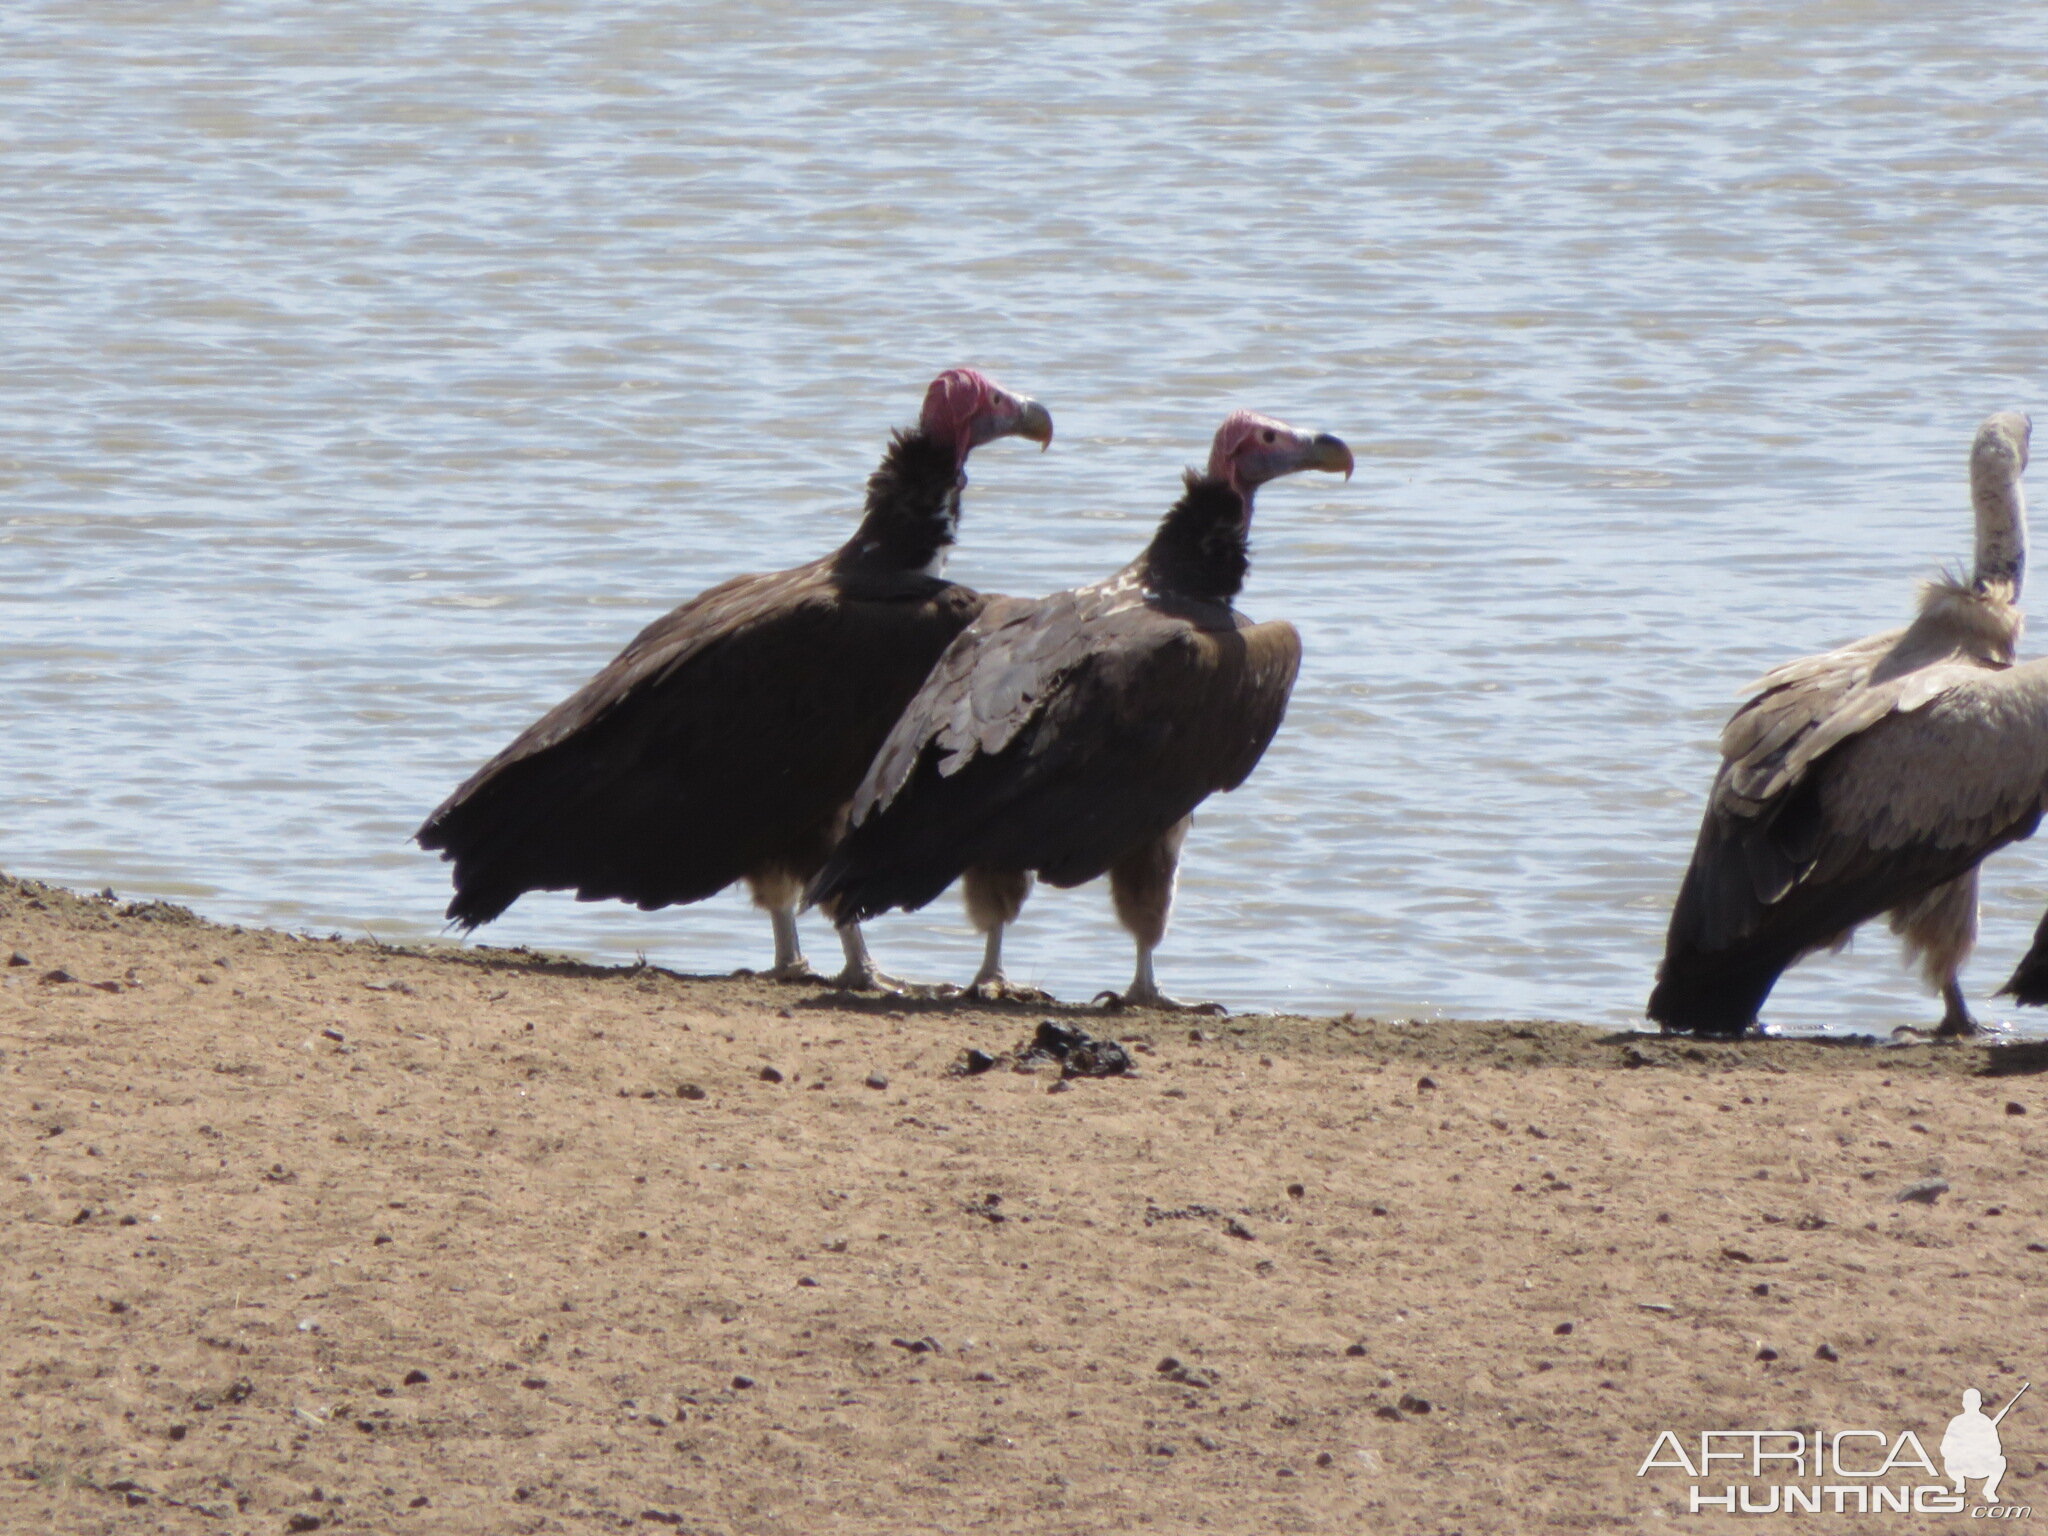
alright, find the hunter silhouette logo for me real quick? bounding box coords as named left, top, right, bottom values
left=1943, top=1384, right=2027, bottom=1504
left=1636, top=1381, right=2032, bottom=1517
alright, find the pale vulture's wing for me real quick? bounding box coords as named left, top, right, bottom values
left=1716, top=629, right=1904, bottom=812
left=1814, top=661, right=2048, bottom=874
left=1684, top=646, right=2041, bottom=948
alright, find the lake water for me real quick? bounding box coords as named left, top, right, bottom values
left=5, top=2, right=2047, bottom=1032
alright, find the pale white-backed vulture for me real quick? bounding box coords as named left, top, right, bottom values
left=1650, top=411, right=2039, bottom=1036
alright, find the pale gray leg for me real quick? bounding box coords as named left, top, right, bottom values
left=748, top=870, right=819, bottom=982
left=1096, top=819, right=1219, bottom=1013
left=972, top=924, right=1006, bottom=990
left=1119, top=940, right=1171, bottom=1009
left=962, top=866, right=1046, bottom=1000
left=1893, top=872, right=1979, bottom=1037
left=1935, top=977, right=1977, bottom=1038
left=830, top=920, right=907, bottom=993
left=764, top=904, right=821, bottom=982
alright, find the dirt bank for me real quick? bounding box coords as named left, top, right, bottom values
left=4, top=874, right=2044, bottom=1534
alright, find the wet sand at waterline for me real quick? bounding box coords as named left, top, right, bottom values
left=4, top=873, right=2044, bottom=1535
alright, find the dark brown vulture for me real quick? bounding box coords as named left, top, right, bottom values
left=2001, top=909, right=2048, bottom=1005
left=415, top=368, right=1053, bottom=986
left=1649, top=411, right=2041, bottom=1037
left=806, top=410, right=1353, bottom=1008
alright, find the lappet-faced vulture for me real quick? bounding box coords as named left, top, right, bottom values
left=415, top=369, right=1052, bottom=986
left=806, top=411, right=1353, bottom=1008
left=1649, top=411, right=2039, bottom=1037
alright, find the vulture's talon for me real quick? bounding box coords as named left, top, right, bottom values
left=831, top=967, right=956, bottom=998
left=764, top=960, right=825, bottom=985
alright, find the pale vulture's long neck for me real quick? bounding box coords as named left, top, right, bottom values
left=1974, top=462, right=2027, bottom=598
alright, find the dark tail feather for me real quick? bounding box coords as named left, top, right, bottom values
left=805, top=849, right=957, bottom=926
left=1648, top=835, right=1791, bottom=1036
left=1646, top=944, right=1788, bottom=1037
left=415, top=809, right=522, bottom=929
left=1998, top=907, right=2048, bottom=1005
left=413, top=750, right=617, bottom=931
left=442, top=877, right=518, bottom=931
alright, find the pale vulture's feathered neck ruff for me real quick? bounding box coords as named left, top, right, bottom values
left=1910, top=573, right=2022, bottom=669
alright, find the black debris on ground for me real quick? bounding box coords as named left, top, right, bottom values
left=946, top=1047, right=1001, bottom=1077
left=946, top=1020, right=1134, bottom=1080
left=1018, top=1020, right=1133, bottom=1078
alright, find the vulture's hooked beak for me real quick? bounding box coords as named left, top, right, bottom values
left=1308, top=432, right=1354, bottom=481
left=1011, top=398, right=1054, bottom=451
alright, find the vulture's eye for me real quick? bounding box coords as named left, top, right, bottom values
left=1261, top=429, right=1276, bottom=443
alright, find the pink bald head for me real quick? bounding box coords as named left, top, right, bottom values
left=1206, top=410, right=1354, bottom=497
left=918, top=368, right=1054, bottom=465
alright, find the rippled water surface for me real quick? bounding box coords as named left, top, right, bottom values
left=7, top=2, right=2048, bottom=1031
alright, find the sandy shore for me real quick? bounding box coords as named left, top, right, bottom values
left=4, top=872, right=2044, bottom=1534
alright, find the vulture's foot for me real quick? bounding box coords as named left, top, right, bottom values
left=825, top=962, right=958, bottom=998
left=825, top=923, right=917, bottom=994
left=829, top=960, right=913, bottom=995
left=764, top=958, right=826, bottom=985
left=968, top=970, right=1053, bottom=1004
left=1933, top=980, right=1978, bottom=1038
left=1093, top=985, right=1226, bottom=1015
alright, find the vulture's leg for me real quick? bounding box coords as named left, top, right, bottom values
left=1099, top=818, right=1219, bottom=1013
left=1118, top=943, right=1175, bottom=1010
left=828, top=919, right=913, bottom=994
left=963, top=866, right=1047, bottom=1000
left=1936, top=978, right=1976, bottom=1037
left=805, top=889, right=917, bottom=993
left=768, top=906, right=811, bottom=980
left=747, top=870, right=820, bottom=983
left=1891, top=871, right=1979, bottom=1037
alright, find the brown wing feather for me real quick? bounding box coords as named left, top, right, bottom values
left=1717, top=629, right=1902, bottom=809
left=811, top=587, right=1301, bottom=920
left=855, top=583, right=1129, bottom=824
left=418, top=562, right=984, bottom=926
left=1813, top=662, right=2048, bottom=860
left=428, top=560, right=837, bottom=815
